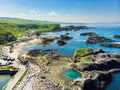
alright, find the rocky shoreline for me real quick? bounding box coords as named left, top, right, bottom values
left=15, top=63, right=64, bottom=90
left=71, top=48, right=120, bottom=90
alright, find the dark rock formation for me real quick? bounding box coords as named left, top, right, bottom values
left=111, top=53, right=120, bottom=59
left=80, top=32, right=99, bottom=37
left=113, top=35, right=120, bottom=38
left=65, top=33, right=69, bottom=35
left=41, top=37, right=58, bottom=45
left=0, top=32, right=16, bottom=45
left=27, top=49, right=41, bottom=57
left=51, top=25, right=91, bottom=32
left=100, top=43, right=120, bottom=48
left=4, top=32, right=16, bottom=42
left=72, top=71, right=112, bottom=90
left=60, top=35, right=73, bottom=41
left=86, top=36, right=114, bottom=43
left=57, top=40, right=67, bottom=46
left=72, top=59, right=120, bottom=71
left=72, top=48, right=120, bottom=90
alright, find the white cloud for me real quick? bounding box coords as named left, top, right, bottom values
left=48, top=11, right=59, bottom=17
left=30, top=10, right=38, bottom=16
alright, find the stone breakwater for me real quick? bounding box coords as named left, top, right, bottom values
left=15, top=63, right=64, bottom=90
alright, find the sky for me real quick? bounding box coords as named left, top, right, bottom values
left=0, top=0, right=120, bottom=23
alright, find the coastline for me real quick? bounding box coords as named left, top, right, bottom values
left=2, top=37, right=43, bottom=90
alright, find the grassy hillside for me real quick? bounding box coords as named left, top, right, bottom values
left=0, top=23, right=59, bottom=37
left=0, top=18, right=60, bottom=45
left=0, top=17, right=56, bottom=24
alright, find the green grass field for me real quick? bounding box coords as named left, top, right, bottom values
left=0, top=17, right=60, bottom=45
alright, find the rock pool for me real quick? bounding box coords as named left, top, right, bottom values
left=63, top=68, right=82, bottom=81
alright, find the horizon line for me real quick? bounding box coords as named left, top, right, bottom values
left=0, top=16, right=120, bottom=24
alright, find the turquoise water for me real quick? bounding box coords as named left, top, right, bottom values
left=22, top=24, right=120, bottom=89
left=0, top=75, right=12, bottom=90
left=63, top=68, right=82, bottom=81
left=106, top=73, right=120, bottom=90
left=23, top=26, right=120, bottom=55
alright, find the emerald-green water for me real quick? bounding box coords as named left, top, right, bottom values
left=0, top=75, right=12, bottom=90
left=63, top=68, right=82, bottom=81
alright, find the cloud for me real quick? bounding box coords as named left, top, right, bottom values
left=48, top=11, right=59, bottom=17
left=30, top=10, right=38, bottom=16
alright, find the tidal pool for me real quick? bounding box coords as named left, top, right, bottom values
left=0, top=75, right=12, bottom=90
left=63, top=68, right=82, bottom=81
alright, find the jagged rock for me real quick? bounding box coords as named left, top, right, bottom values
left=93, top=49, right=105, bottom=55
left=65, top=33, right=69, bottom=35
left=100, top=43, right=120, bottom=48
left=27, top=49, right=41, bottom=57
left=86, top=36, right=114, bottom=43
left=111, top=53, right=120, bottom=59
left=4, top=32, right=16, bottom=42
left=113, top=35, right=120, bottom=38
left=80, top=32, right=99, bottom=37
left=60, top=35, right=73, bottom=41
left=41, top=37, right=57, bottom=45
left=72, top=71, right=112, bottom=90
left=57, top=40, right=67, bottom=46
left=72, top=59, right=120, bottom=71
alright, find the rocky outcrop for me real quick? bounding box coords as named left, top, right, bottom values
left=27, top=49, right=41, bottom=57
left=113, top=35, right=120, bottom=38
left=56, top=34, right=73, bottom=46
left=41, top=37, right=58, bottom=45
left=0, top=32, right=16, bottom=45
left=4, top=32, right=16, bottom=42
left=80, top=32, right=99, bottom=37
left=100, top=43, right=120, bottom=48
left=86, top=36, right=114, bottom=43
left=60, top=35, right=73, bottom=41
left=72, top=48, right=120, bottom=71
left=72, top=59, right=120, bottom=71
left=72, top=71, right=112, bottom=90
left=57, top=40, right=67, bottom=46
left=51, top=25, right=91, bottom=32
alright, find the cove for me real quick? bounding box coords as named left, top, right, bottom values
left=62, top=68, right=82, bottom=81
left=0, top=75, right=12, bottom=90
left=106, top=72, right=120, bottom=90
left=23, top=26, right=120, bottom=55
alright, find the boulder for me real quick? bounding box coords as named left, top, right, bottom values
left=57, top=40, right=67, bottom=46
